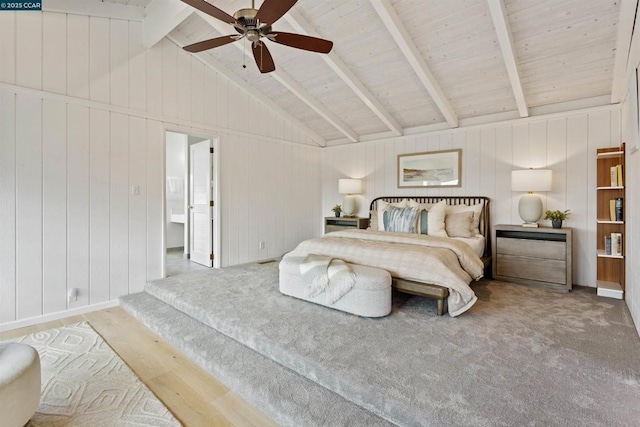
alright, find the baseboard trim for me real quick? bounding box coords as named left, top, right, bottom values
left=0, top=300, right=120, bottom=332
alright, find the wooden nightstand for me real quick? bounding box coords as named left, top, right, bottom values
left=492, top=224, right=572, bottom=291
left=324, top=217, right=369, bottom=234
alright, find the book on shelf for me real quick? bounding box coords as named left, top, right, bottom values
left=617, top=164, right=623, bottom=186
left=611, top=232, right=622, bottom=256
left=610, top=166, right=618, bottom=186
left=615, top=197, right=623, bottom=222
left=609, top=199, right=616, bottom=221
left=605, top=236, right=612, bottom=255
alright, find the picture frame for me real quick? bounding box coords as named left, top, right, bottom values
left=397, top=149, right=462, bottom=188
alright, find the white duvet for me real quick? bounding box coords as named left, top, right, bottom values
left=286, top=229, right=484, bottom=316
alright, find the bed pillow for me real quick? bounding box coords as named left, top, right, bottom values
left=377, top=199, right=408, bottom=230
left=409, top=200, right=431, bottom=234
left=428, top=200, right=448, bottom=237
left=383, top=206, right=419, bottom=233
left=446, top=202, right=484, bottom=236
left=414, top=200, right=447, bottom=237
left=367, top=210, right=379, bottom=231
left=417, top=209, right=429, bottom=235
left=445, top=211, right=475, bottom=238
left=407, top=199, right=432, bottom=211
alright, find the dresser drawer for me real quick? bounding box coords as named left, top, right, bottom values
left=496, top=254, right=567, bottom=284
left=326, top=225, right=353, bottom=233
left=497, top=237, right=566, bottom=260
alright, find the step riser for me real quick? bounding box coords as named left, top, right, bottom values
left=120, top=292, right=391, bottom=427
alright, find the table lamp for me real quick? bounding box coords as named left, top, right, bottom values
left=512, top=169, right=552, bottom=227
left=338, top=178, right=362, bottom=217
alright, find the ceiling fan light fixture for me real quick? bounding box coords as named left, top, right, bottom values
left=181, top=0, right=333, bottom=73
left=246, top=29, right=261, bottom=42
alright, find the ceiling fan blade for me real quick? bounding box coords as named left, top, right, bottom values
left=269, top=32, right=333, bottom=54
left=180, top=0, right=236, bottom=24
left=252, top=42, right=276, bottom=74
left=183, top=35, right=237, bottom=53
left=255, top=0, right=298, bottom=24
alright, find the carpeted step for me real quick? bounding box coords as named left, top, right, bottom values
left=138, top=262, right=640, bottom=427
left=119, top=291, right=392, bottom=427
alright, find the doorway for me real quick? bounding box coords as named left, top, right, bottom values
left=164, top=131, right=220, bottom=277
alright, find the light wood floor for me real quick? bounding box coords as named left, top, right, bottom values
left=0, top=307, right=277, bottom=427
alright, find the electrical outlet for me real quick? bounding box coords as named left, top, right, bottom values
left=131, top=185, right=140, bottom=196
left=67, top=288, right=78, bottom=302
left=259, top=241, right=265, bottom=250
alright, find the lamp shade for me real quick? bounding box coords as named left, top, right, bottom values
left=338, top=178, right=362, bottom=194
left=511, top=169, right=552, bottom=192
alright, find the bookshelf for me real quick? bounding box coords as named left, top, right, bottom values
left=595, top=143, right=625, bottom=299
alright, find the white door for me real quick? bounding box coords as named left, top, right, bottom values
left=189, top=140, right=213, bottom=267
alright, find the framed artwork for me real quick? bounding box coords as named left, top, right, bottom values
left=397, top=149, right=462, bottom=188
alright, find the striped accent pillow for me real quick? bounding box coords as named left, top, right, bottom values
left=413, top=200, right=448, bottom=237
left=419, top=209, right=429, bottom=235
left=383, top=206, right=419, bottom=233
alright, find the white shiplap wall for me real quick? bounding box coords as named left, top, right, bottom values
left=621, top=72, right=640, bottom=335
left=322, top=107, right=621, bottom=288
left=0, top=12, right=322, bottom=328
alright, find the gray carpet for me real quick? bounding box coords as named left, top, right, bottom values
left=120, top=292, right=391, bottom=427
left=122, top=261, right=640, bottom=426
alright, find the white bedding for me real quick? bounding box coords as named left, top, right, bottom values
left=453, top=235, right=486, bottom=258
left=287, top=229, right=483, bottom=316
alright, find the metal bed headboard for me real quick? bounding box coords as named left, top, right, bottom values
left=369, top=196, right=491, bottom=258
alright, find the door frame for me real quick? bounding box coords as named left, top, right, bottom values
left=162, top=129, right=221, bottom=277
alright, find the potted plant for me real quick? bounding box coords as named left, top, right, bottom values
left=544, top=209, right=570, bottom=229
left=332, top=204, right=342, bottom=218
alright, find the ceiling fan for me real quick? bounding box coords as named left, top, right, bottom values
left=181, top=0, right=333, bottom=73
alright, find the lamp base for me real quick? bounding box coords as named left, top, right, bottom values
left=342, top=194, right=357, bottom=217
left=521, top=223, right=539, bottom=228
left=518, top=193, right=543, bottom=226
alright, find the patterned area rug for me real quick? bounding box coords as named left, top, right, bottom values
left=6, top=322, right=180, bottom=426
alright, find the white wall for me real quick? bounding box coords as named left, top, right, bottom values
left=165, top=131, right=186, bottom=249
left=621, top=71, right=640, bottom=335
left=0, top=11, right=322, bottom=329
left=322, top=107, right=621, bottom=288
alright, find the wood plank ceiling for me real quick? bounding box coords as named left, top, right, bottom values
left=99, top=0, right=625, bottom=145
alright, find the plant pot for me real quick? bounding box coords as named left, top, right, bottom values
left=334, top=212, right=341, bottom=218
left=552, top=219, right=562, bottom=229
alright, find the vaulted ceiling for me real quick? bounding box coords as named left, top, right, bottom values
left=52, top=0, right=637, bottom=146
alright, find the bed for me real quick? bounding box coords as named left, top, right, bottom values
left=284, top=196, right=491, bottom=316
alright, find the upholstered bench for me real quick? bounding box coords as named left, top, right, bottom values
left=0, top=342, right=41, bottom=427
left=279, top=257, right=392, bottom=317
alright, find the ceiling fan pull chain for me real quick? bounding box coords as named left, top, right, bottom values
left=243, top=38, right=247, bottom=69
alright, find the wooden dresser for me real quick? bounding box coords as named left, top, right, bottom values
left=324, top=217, right=369, bottom=234
left=492, top=224, right=572, bottom=291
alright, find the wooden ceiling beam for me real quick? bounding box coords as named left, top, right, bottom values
left=195, top=10, right=359, bottom=142
left=285, top=9, right=403, bottom=136
left=167, top=34, right=327, bottom=147
left=43, top=0, right=145, bottom=20
left=612, top=0, right=639, bottom=103
left=143, top=0, right=194, bottom=48
left=371, top=0, right=459, bottom=128
left=487, top=0, right=529, bottom=118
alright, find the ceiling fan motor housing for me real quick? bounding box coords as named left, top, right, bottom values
left=234, top=8, right=259, bottom=29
